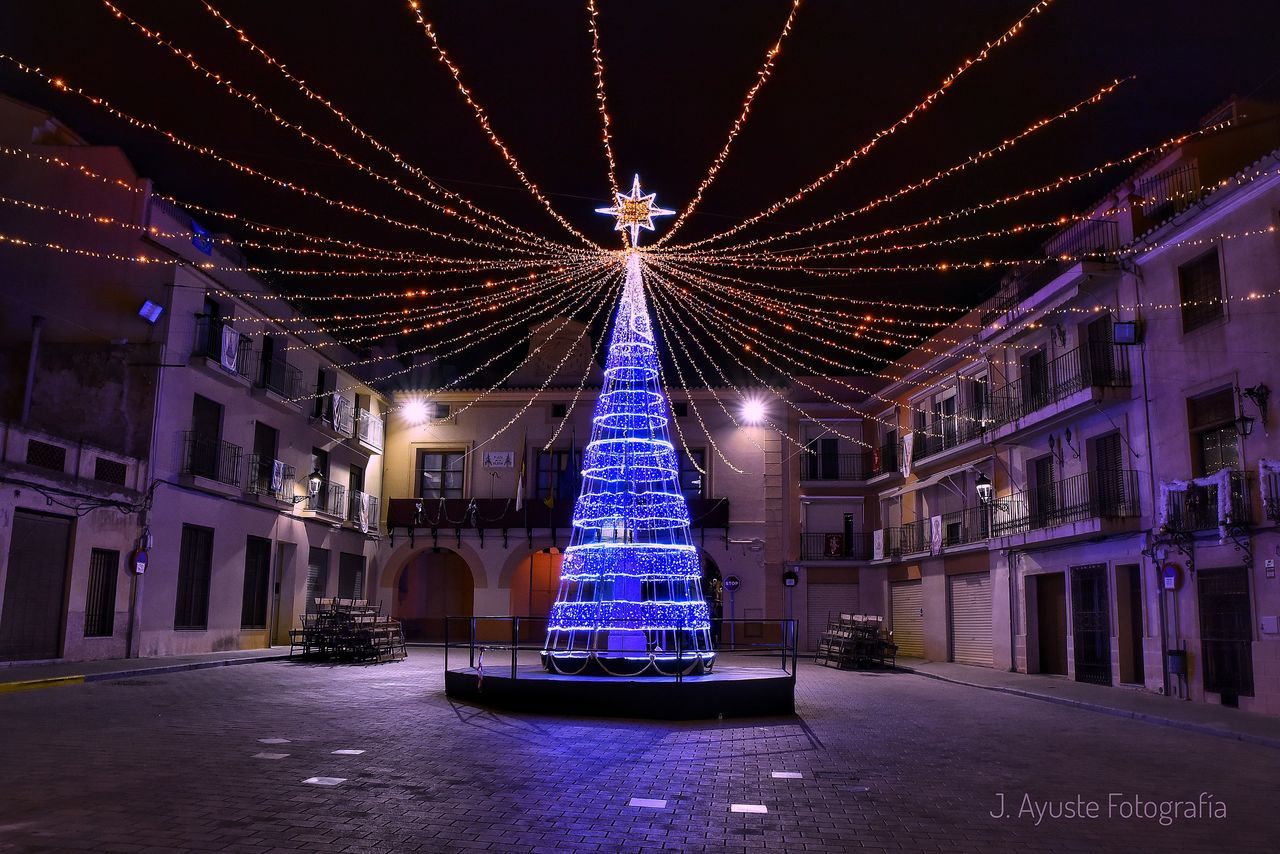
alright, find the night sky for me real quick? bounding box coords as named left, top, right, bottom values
left=1, top=1, right=1278, bottom=375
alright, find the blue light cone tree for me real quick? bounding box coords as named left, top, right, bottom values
left=542, top=253, right=715, bottom=676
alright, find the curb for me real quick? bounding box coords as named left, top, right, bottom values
left=0, top=653, right=290, bottom=695
left=893, top=664, right=1280, bottom=751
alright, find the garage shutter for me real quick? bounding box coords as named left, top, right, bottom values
left=891, top=580, right=924, bottom=658
left=948, top=572, right=993, bottom=667
left=806, top=583, right=859, bottom=652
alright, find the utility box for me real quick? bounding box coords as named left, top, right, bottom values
left=1261, top=616, right=1279, bottom=635
left=1166, top=650, right=1187, bottom=675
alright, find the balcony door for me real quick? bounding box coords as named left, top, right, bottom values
left=1198, top=568, right=1254, bottom=706
left=253, top=422, right=278, bottom=492
left=1070, top=564, right=1112, bottom=686
left=1084, top=315, right=1116, bottom=385
left=1029, top=455, right=1056, bottom=528
left=1091, top=432, right=1125, bottom=516
left=1021, top=350, right=1049, bottom=411
left=190, top=394, right=223, bottom=479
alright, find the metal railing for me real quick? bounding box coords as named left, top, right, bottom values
left=801, top=451, right=873, bottom=481
left=940, top=506, right=991, bottom=546
left=356, top=409, right=384, bottom=452
left=1164, top=471, right=1252, bottom=532
left=900, top=519, right=930, bottom=554
left=180, top=431, right=242, bottom=486
left=246, top=453, right=295, bottom=501
left=193, top=316, right=254, bottom=378
left=989, top=343, right=1130, bottom=426
left=308, top=481, right=347, bottom=517
left=912, top=402, right=994, bottom=461
left=880, top=526, right=903, bottom=559
left=1135, top=161, right=1200, bottom=223
left=320, top=394, right=355, bottom=437
left=348, top=489, right=379, bottom=533
left=1044, top=218, right=1121, bottom=260
left=256, top=355, right=303, bottom=399
left=991, top=469, right=1142, bottom=537
left=873, top=440, right=900, bottom=476
left=800, top=531, right=873, bottom=560
left=443, top=616, right=798, bottom=685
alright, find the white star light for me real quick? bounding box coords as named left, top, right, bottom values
left=596, top=174, right=675, bottom=247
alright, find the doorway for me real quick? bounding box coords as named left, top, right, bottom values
left=1197, top=568, right=1254, bottom=706
left=0, top=511, right=73, bottom=660
left=510, top=549, right=562, bottom=641
left=1034, top=572, right=1068, bottom=675
left=1071, top=564, right=1113, bottom=686
left=394, top=549, right=474, bottom=642
left=1115, top=564, right=1144, bottom=684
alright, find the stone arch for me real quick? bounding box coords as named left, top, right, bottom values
left=376, top=542, right=484, bottom=642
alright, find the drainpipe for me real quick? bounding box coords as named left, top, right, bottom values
left=20, top=316, right=45, bottom=423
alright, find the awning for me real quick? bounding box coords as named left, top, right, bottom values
left=881, top=461, right=975, bottom=500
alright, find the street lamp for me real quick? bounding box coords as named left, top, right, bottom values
left=741, top=397, right=766, bottom=425
left=292, top=468, right=325, bottom=504
left=1238, top=383, right=1270, bottom=436
left=975, top=472, right=995, bottom=504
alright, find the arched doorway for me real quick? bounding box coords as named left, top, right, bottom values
left=509, top=548, right=562, bottom=642
left=393, top=548, right=474, bottom=642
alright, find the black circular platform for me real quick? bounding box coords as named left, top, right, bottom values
left=444, top=662, right=795, bottom=719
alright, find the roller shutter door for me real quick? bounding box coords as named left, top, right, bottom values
left=948, top=572, right=993, bottom=667
left=806, top=583, right=859, bottom=652
left=891, top=580, right=924, bottom=658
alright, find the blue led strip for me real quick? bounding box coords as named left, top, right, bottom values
left=543, top=252, right=716, bottom=676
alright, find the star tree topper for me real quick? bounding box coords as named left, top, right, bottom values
left=596, top=174, right=675, bottom=247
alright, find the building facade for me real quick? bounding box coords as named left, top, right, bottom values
left=0, top=95, right=385, bottom=662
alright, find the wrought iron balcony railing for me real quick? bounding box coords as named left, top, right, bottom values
left=1163, top=471, right=1252, bottom=532
left=256, top=355, right=303, bottom=399
left=988, top=343, right=1130, bottom=426
left=193, top=316, right=254, bottom=378
left=939, top=506, right=991, bottom=546
left=356, top=409, right=384, bottom=452
left=990, top=469, right=1142, bottom=537
left=246, top=453, right=295, bottom=501
left=308, top=481, right=347, bottom=517
left=912, top=402, right=995, bottom=462
left=801, top=451, right=873, bottom=481
left=348, top=489, right=379, bottom=533
left=800, top=531, right=873, bottom=561
left=180, top=431, right=242, bottom=486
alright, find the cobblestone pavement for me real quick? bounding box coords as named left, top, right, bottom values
left=0, top=649, right=1272, bottom=853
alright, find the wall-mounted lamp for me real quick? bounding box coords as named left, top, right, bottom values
left=974, top=472, right=1010, bottom=513
left=1239, top=383, right=1270, bottom=437
left=1048, top=434, right=1064, bottom=467
left=291, top=469, right=325, bottom=504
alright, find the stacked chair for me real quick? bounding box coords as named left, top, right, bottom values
left=289, top=598, right=408, bottom=663
left=813, top=613, right=898, bottom=670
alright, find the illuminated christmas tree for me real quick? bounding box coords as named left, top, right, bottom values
left=542, top=236, right=714, bottom=676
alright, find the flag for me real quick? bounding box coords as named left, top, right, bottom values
left=514, top=428, right=527, bottom=511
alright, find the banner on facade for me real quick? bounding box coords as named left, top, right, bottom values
left=930, top=515, right=943, bottom=553
left=220, top=325, right=239, bottom=373
left=872, top=528, right=885, bottom=561
left=270, top=459, right=285, bottom=494
left=357, top=492, right=369, bottom=534
left=824, top=533, right=844, bottom=558
left=483, top=450, right=515, bottom=468
left=900, top=433, right=914, bottom=478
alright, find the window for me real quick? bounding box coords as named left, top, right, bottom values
left=970, top=375, right=989, bottom=422
left=679, top=448, right=706, bottom=499
left=536, top=449, right=580, bottom=501
left=1179, top=249, right=1223, bottom=333
left=93, top=457, right=128, bottom=486
left=240, top=536, right=272, bottom=629
left=174, top=524, right=214, bottom=629
left=672, top=401, right=688, bottom=418
left=417, top=449, right=464, bottom=499
left=433, top=403, right=451, bottom=420
left=550, top=402, right=567, bottom=419
left=25, top=439, right=67, bottom=472
left=1189, top=388, right=1239, bottom=476
left=338, top=552, right=365, bottom=599
left=306, top=547, right=329, bottom=611
left=349, top=464, right=365, bottom=496
left=84, top=549, right=119, bottom=637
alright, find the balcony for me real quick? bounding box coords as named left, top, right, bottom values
left=348, top=489, right=380, bottom=534
left=354, top=409, right=384, bottom=453
left=912, top=402, right=993, bottom=465
left=246, top=453, right=295, bottom=503
left=1164, top=471, right=1252, bottom=533
left=801, top=451, right=873, bottom=482
left=800, top=531, right=873, bottom=561
left=180, top=432, right=242, bottom=487
left=385, top=496, right=731, bottom=535
left=869, top=440, right=901, bottom=479
left=1135, top=161, right=1199, bottom=226
left=992, top=469, right=1142, bottom=540
left=314, top=393, right=355, bottom=441
left=307, top=481, right=347, bottom=518
left=192, top=316, right=254, bottom=385
left=987, top=343, right=1131, bottom=439
left=1043, top=218, right=1121, bottom=261
left=253, top=355, right=304, bottom=409
left=939, top=506, right=991, bottom=547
